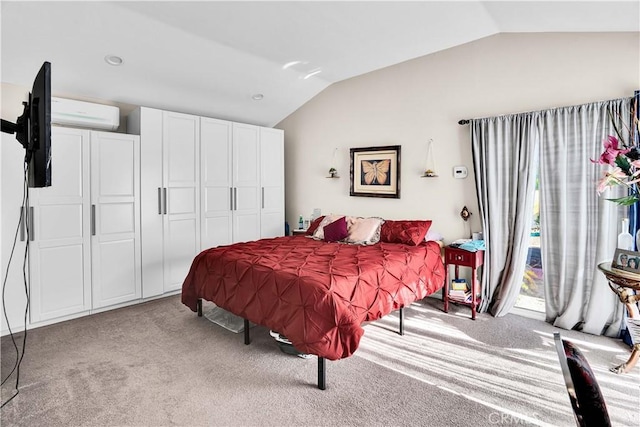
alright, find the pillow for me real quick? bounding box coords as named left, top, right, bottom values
left=312, top=214, right=342, bottom=240
left=380, top=220, right=432, bottom=246
left=306, top=216, right=325, bottom=236
left=323, top=217, right=348, bottom=242
left=345, top=216, right=384, bottom=245
left=425, top=228, right=443, bottom=242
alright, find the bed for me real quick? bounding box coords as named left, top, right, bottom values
left=181, top=217, right=445, bottom=389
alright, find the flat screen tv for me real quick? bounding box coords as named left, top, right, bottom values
left=1, top=61, right=52, bottom=187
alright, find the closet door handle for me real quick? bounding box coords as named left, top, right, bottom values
left=261, top=187, right=265, bottom=209
left=19, top=207, right=26, bottom=241
left=29, top=207, right=34, bottom=241
left=163, top=188, right=168, bottom=215
left=230, top=187, right=233, bottom=211
left=91, top=205, right=96, bottom=236
left=234, top=188, right=238, bottom=211
left=158, top=187, right=162, bottom=215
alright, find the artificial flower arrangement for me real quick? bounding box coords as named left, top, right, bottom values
left=593, top=114, right=640, bottom=206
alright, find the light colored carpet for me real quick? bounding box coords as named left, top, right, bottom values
left=1, top=295, right=638, bottom=426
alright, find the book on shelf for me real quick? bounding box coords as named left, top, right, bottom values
left=451, top=278, right=469, bottom=291
left=449, top=289, right=470, bottom=299
left=449, top=290, right=478, bottom=303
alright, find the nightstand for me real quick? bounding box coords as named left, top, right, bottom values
left=291, top=228, right=307, bottom=236
left=443, top=246, right=484, bottom=320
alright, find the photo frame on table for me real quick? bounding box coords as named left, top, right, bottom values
left=611, top=248, right=640, bottom=275
left=349, top=145, right=401, bottom=199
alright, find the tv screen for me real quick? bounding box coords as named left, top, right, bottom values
left=28, top=61, right=52, bottom=187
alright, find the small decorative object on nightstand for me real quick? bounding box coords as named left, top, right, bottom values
left=443, top=245, right=484, bottom=320
left=327, top=167, right=339, bottom=178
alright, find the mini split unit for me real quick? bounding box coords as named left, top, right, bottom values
left=51, top=97, right=120, bottom=131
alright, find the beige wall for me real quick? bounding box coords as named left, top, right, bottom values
left=277, top=32, right=640, bottom=242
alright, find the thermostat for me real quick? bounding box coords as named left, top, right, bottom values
left=453, top=166, right=468, bottom=179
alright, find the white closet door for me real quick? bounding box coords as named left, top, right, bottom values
left=90, top=131, right=141, bottom=308
left=260, top=128, right=284, bottom=239
left=132, top=107, right=164, bottom=299
left=200, top=118, right=232, bottom=250
left=232, top=123, right=260, bottom=243
left=163, top=111, right=200, bottom=292
left=29, top=127, right=91, bottom=323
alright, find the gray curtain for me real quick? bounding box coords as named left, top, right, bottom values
left=471, top=114, right=540, bottom=316
left=540, top=98, right=630, bottom=336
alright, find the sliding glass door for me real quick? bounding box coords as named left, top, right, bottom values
left=515, top=174, right=545, bottom=312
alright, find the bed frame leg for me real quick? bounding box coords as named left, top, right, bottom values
left=318, top=357, right=326, bottom=390
left=398, top=307, right=404, bottom=336
left=197, top=299, right=203, bottom=317
left=244, top=319, right=250, bottom=345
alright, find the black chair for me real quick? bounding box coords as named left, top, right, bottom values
left=553, top=332, right=611, bottom=427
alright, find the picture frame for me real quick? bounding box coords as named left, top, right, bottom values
left=611, top=248, right=640, bottom=275
left=349, top=145, right=401, bottom=198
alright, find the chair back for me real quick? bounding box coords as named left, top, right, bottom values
left=553, top=332, right=611, bottom=427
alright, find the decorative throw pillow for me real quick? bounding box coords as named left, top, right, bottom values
left=305, top=216, right=325, bottom=236
left=425, top=228, right=444, bottom=242
left=380, top=220, right=432, bottom=246
left=312, top=214, right=342, bottom=240
left=345, top=216, right=384, bottom=245
left=323, top=216, right=349, bottom=242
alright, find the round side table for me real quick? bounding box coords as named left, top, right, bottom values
left=597, top=262, right=640, bottom=374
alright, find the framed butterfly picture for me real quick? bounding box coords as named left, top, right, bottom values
left=350, top=145, right=401, bottom=198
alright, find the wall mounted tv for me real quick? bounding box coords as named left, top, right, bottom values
left=1, top=61, right=52, bottom=187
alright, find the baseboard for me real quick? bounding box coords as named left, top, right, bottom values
left=1, top=291, right=183, bottom=337
left=510, top=305, right=546, bottom=321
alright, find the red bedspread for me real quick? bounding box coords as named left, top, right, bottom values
left=182, top=236, right=445, bottom=360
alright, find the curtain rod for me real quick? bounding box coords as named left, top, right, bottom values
left=456, top=95, right=633, bottom=126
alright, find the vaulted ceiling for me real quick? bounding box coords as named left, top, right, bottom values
left=2, top=1, right=638, bottom=127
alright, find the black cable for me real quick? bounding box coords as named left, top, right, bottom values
left=1, top=161, right=30, bottom=408
left=1, top=162, right=28, bottom=385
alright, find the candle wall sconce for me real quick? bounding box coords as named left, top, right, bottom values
left=460, top=206, right=472, bottom=221
left=327, top=148, right=340, bottom=178
left=421, top=138, right=438, bottom=177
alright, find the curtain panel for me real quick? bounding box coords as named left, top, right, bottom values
left=540, top=98, right=630, bottom=336
left=471, top=114, right=540, bottom=316
left=471, top=96, right=632, bottom=337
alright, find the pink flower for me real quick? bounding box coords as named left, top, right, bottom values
left=591, top=136, right=631, bottom=165
left=597, top=168, right=627, bottom=194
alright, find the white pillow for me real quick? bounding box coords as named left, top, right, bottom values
left=345, top=216, right=384, bottom=245
left=425, top=229, right=443, bottom=242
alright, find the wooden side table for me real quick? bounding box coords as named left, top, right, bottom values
left=443, top=246, right=484, bottom=320
left=291, top=228, right=307, bottom=236
left=597, top=262, right=640, bottom=374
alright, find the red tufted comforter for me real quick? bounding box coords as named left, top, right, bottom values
left=182, top=235, right=445, bottom=360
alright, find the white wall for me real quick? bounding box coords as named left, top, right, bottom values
left=1, top=84, right=31, bottom=332
left=277, top=32, right=640, bottom=242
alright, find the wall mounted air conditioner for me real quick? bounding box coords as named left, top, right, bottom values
left=51, top=97, right=120, bottom=130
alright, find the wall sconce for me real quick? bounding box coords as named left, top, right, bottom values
left=421, top=138, right=438, bottom=177
left=460, top=206, right=472, bottom=221
left=327, top=147, right=339, bottom=178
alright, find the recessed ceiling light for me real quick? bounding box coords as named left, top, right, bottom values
left=104, top=55, right=123, bottom=66
left=252, top=94, right=264, bottom=101
left=303, top=69, right=322, bottom=80
left=282, top=61, right=308, bottom=70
